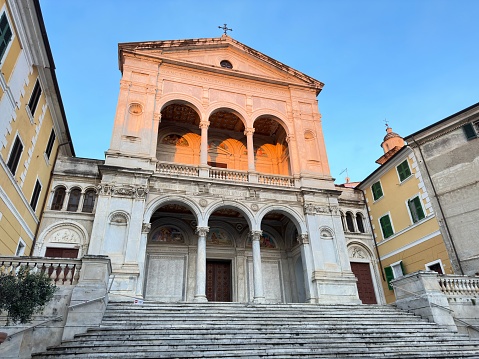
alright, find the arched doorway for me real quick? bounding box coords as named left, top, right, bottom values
left=144, top=202, right=197, bottom=301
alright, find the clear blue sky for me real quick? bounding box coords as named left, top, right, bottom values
left=40, top=0, right=479, bottom=183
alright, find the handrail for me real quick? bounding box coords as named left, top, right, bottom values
left=392, top=283, right=479, bottom=333
left=5, top=316, right=63, bottom=341
left=68, top=296, right=106, bottom=310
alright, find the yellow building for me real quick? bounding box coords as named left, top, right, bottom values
left=0, top=0, right=74, bottom=256
left=358, top=126, right=453, bottom=303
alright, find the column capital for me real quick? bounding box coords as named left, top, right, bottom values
left=244, top=127, right=255, bottom=136
left=199, top=121, right=210, bottom=129
left=250, top=230, right=263, bottom=241
left=297, top=233, right=309, bottom=244
left=196, top=226, right=210, bottom=237
left=142, top=223, right=151, bottom=233
left=286, top=134, right=295, bottom=143
left=154, top=113, right=162, bottom=122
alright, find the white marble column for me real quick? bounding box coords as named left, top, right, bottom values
left=298, top=233, right=316, bottom=303
left=194, top=226, right=209, bottom=302
left=199, top=121, right=210, bottom=166
left=251, top=230, right=265, bottom=303
left=245, top=128, right=255, bottom=171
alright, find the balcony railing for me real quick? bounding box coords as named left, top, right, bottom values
left=258, top=174, right=295, bottom=187
left=155, top=161, right=296, bottom=188
left=0, top=257, right=82, bottom=286
left=209, top=168, right=248, bottom=182
left=438, top=275, right=479, bottom=297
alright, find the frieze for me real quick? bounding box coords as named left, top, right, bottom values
left=162, top=68, right=288, bottom=97
left=50, top=229, right=80, bottom=244
left=304, top=203, right=340, bottom=216
left=98, top=184, right=149, bottom=199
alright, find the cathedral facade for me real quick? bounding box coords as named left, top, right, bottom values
left=34, top=35, right=382, bottom=304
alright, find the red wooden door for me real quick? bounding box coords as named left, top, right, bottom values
left=351, top=262, right=377, bottom=304
left=206, top=260, right=231, bottom=302
left=45, top=247, right=79, bottom=258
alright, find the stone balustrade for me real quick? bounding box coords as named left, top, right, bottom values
left=156, top=162, right=199, bottom=177
left=0, top=256, right=82, bottom=286
left=209, top=168, right=248, bottom=182
left=258, top=174, right=295, bottom=187
left=438, top=275, right=479, bottom=297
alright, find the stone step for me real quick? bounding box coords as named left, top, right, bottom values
left=32, top=302, right=479, bottom=358
left=34, top=345, right=479, bottom=358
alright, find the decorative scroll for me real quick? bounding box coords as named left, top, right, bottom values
left=304, top=203, right=340, bottom=216
left=97, top=184, right=148, bottom=199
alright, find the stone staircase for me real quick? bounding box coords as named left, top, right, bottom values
left=33, top=301, right=479, bottom=358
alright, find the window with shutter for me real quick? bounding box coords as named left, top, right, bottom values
left=371, top=181, right=383, bottom=201
left=7, top=136, right=23, bottom=175
left=0, top=12, right=13, bottom=63
left=463, top=123, right=478, bottom=140
left=379, top=214, right=394, bottom=239
left=397, top=159, right=411, bottom=182
left=45, top=129, right=56, bottom=159
left=385, top=266, right=394, bottom=290
left=28, top=80, right=42, bottom=116
left=408, top=196, right=425, bottom=223
left=30, top=180, right=42, bottom=211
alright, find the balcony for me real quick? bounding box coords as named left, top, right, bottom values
left=156, top=161, right=295, bottom=188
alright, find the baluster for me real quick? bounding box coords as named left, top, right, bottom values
left=47, top=264, right=55, bottom=281
left=72, top=264, right=81, bottom=285
left=64, top=264, right=73, bottom=285
left=57, top=264, right=66, bottom=284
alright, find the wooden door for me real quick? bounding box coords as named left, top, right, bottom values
left=351, top=262, right=377, bottom=304
left=206, top=260, right=231, bottom=302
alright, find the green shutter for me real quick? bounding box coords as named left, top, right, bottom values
left=0, top=13, right=12, bottom=62
left=408, top=196, right=425, bottom=223
left=385, top=266, right=394, bottom=290
left=372, top=181, right=383, bottom=201
left=380, top=215, right=393, bottom=239
left=463, top=123, right=477, bottom=140
left=397, top=160, right=411, bottom=182
left=400, top=261, right=406, bottom=276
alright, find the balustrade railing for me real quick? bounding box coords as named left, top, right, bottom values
left=438, top=275, right=479, bottom=297
left=258, top=174, right=295, bottom=187
left=209, top=168, right=248, bottom=182
left=0, top=257, right=82, bottom=286
left=156, top=162, right=199, bottom=177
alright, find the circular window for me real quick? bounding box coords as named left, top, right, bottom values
left=220, top=60, right=233, bottom=69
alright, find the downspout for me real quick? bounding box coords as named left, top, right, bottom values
left=359, top=188, right=385, bottom=281
left=30, top=141, right=71, bottom=256
left=409, top=137, right=464, bottom=275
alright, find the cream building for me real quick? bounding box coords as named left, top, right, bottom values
left=358, top=127, right=453, bottom=303
left=34, top=35, right=381, bottom=304
left=0, top=0, right=74, bottom=256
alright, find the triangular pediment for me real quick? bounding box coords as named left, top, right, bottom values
left=119, top=36, right=323, bottom=94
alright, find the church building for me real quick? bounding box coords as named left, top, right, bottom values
left=34, top=35, right=381, bottom=305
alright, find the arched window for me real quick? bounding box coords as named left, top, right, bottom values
left=356, top=213, right=365, bottom=233
left=82, top=189, right=96, bottom=213
left=346, top=212, right=355, bottom=232
left=67, top=188, right=81, bottom=212
left=51, top=187, right=66, bottom=210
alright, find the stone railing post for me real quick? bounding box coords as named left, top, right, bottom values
left=392, top=271, right=457, bottom=332
left=62, top=255, right=112, bottom=340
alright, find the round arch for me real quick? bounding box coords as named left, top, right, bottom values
left=143, top=195, right=204, bottom=225
left=346, top=240, right=375, bottom=261
left=206, top=103, right=250, bottom=129
left=251, top=111, right=292, bottom=136
left=35, top=220, right=89, bottom=257
left=204, top=199, right=256, bottom=230
left=158, top=96, right=205, bottom=122
left=256, top=204, right=307, bottom=234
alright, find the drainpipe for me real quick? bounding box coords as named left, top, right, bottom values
left=359, top=188, right=385, bottom=281
left=409, top=137, right=464, bottom=275
left=30, top=141, right=72, bottom=256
